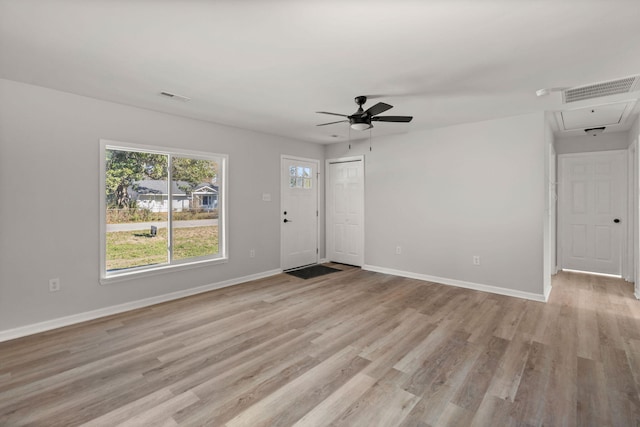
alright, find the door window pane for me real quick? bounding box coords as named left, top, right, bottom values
left=288, top=164, right=314, bottom=189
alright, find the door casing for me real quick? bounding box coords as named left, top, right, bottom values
left=326, top=155, right=365, bottom=267
left=280, top=155, right=320, bottom=270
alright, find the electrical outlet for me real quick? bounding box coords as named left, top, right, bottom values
left=250, top=249, right=255, bottom=258
left=49, top=278, right=60, bottom=292
left=396, top=246, right=402, bottom=255
left=473, top=256, right=481, bottom=266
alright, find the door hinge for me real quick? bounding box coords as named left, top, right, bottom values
left=316, top=210, right=319, bottom=217
left=317, top=248, right=319, bottom=254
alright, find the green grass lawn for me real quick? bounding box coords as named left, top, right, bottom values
left=106, top=226, right=219, bottom=271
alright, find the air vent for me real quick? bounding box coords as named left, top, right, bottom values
left=563, top=75, right=639, bottom=103
left=160, top=91, right=191, bottom=102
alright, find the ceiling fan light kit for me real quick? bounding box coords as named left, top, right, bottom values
left=316, top=96, right=413, bottom=131
left=350, top=121, right=372, bottom=131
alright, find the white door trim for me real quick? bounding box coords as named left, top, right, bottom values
left=280, top=155, right=320, bottom=271
left=557, top=150, right=628, bottom=277
left=632, top=138, right=640, bottom=299
left=628, top=141, right=637, bottom=283
left=326, top=155, right=365, bottom=266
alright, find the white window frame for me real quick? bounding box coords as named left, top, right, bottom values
left=99, top=139, right=228, bottom=284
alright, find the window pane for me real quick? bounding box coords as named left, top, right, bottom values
left=171, top=157, right=220, bottom=261
left=289, top=166, right=296, bottom=177
left=105, top=149, right=169, bottom=271
left=296, top=166, right=304, bottom=177
left=304, top=167, right=311, bottom=178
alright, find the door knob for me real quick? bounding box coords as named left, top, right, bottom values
left=284, top=218, right=293, bottom=223
left=614, top=218, right=621, bottom=223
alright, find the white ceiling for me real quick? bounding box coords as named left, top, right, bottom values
left=1, top=0, right=640, bottom=144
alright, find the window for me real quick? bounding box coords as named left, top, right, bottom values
left=289, top=165, right=312, bottom=189
left=100, top=141, right=227, bottom=281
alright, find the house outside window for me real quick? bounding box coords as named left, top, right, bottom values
left=100, top=141, right=227, bottom=282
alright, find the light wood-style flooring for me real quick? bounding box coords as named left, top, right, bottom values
left=1, top=265, right=639, bottom=426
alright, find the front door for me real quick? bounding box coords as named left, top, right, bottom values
left=326, top=156, right=364, bottom=266
left=559, top=151, right=626, bottom=276
left=281, top=157, right=319, bottom=270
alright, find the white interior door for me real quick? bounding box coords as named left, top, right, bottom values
left=326, top=157, right=364, bottom=266
left=281, top=157, right=318, bottom=270
left=559, top=151, right=626, bottom=276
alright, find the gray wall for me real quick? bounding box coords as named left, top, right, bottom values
left=0, top=79, right=324, bottom=331
left=325, top=112, right=547, bottom=295
left=0, top=78, right=552, bottom=333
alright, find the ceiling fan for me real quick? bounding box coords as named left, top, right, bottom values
left=316, top=96, right=413, bottom=131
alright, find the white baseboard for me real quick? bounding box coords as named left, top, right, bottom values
left=362, top=265, right=547, bottom=302
left=319, top=258, right=329, bottom=264
left=0, top=269, right=282, bottom=343
left=635, top=290, right=640, bottom=300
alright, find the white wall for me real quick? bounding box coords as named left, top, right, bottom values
left=325, top=112, right=547, bottom=297
left=544, top=112, right=557, bottom=298
left=0, top=79, right=324, bottom=333
left=555, top=132, right=630, bottom=155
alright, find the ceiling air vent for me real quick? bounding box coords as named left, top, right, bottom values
left=159, top=91, right=191, bottom=102
left=563, top=75, right=639, bottom=103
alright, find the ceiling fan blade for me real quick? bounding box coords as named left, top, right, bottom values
left=365, top=102, right=393, bottom=116
left=371, top=115, right=413, bottom=123
left=317, top=120, right=349, bottom=126
left=316, top=111, right=349, bottom=117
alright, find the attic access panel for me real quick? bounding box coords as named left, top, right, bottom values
left=560, top=102, right=632, bottom=131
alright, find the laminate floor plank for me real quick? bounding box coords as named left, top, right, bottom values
left=508, top=340, right=553, bottom=425
left=485, top=334, right=532, bottom=402
left=451, top=335, right=509, bottom=412
left=490, top=296, right=527, bottom=342
left=328, top=369, right=420, bottom=427
left=576, top=356, right=612, bottom=427
left=224, top=345, right=370, bottom=427
left=433, top=402, right=474, bottom=427
left=397, top=385, right=455, bottom=427
left=176, top=355, right=320, bottom=426
left=577, top=288, right=602, bottom=361
left=469, top=394, right=518, bottom=427
left=601, top=345, right=640, bottom=426
left=79, top=388, right=177, bottom=427
left=1, top=267, right=639, bottom=426
left=113, top=390, right=200, bottom=427
left=291, top=373, right=377, bottom=427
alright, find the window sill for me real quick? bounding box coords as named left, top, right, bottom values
left=100, top=257, right=228, bottom=285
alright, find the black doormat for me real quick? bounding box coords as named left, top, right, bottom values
left=286, top=264, right=341, bottom=280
